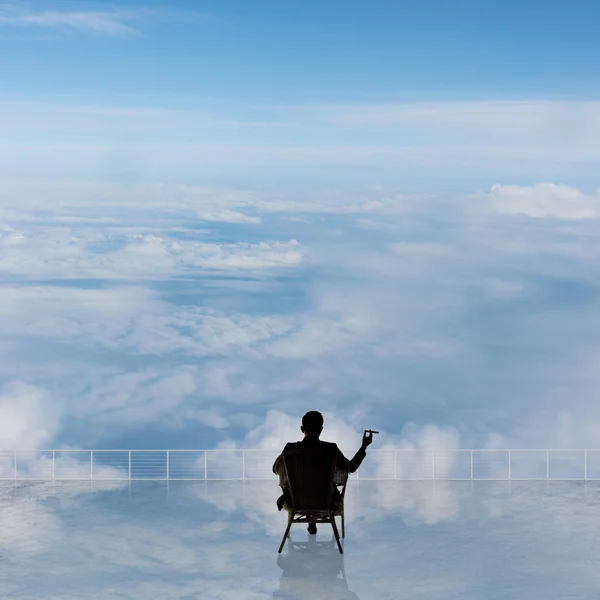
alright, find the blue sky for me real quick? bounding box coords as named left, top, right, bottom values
left=2, top=0, right=600, bottom=101
left=2, top=0, right=600, bottom=187
left=1, top=1, right=600, bottom=458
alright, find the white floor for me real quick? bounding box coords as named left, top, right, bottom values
left=1, top=480, right=599, bottom=599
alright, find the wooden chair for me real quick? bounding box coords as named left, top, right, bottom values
left=333, top=463, right=348, bottom=539
left=277, top=448, right=345, bottom=554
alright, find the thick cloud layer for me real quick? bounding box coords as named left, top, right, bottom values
left=2, top=181, right=600, bottom=453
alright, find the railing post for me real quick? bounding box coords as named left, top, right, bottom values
left=585, top=450, right=588, bottom=481
left=470, top=450, right=473, bottom=480
left=546, top=450, right=550, bottom=480
left=166, top=450, right=170, bottom=481
left=432, top=451, right=436, bottom=480
left=52, top=450, right=55, bottom=481
left=508, top=450, right=511, bottom=481
left=128, top=451, right=132, bottom=481
left=91, top=450, right=94, bottom=480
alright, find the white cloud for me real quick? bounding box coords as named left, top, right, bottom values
left=76, top=367, right=198, bottom=426
left=2, top=100, right=600, bottom=181
left=312, top=100, right=600, bottom=130
left=0, top=4, right=142, bottom=36
left=0, top=381, right=60, bottom=449
left=0, top=4, right=207, bottom=37
left=0, top=227, right=302, bottom=280
left=0, top=381, right=124, bottom=481
left=3, top=176, right=600, bottom=459
left=390, top=241, right=457, bottom=258
left=0, top=102, right=284, bottom=137
left=0, top=179, right=419, bottom=221
left=487, top=183, right=600, bottom=219
left=0, top=285, right=375, bottom=376
left=481, top=278, right=529, bottom=300
left=0, top=286, right=158, bottom=342
left=196, top=209, right=261, bottom=224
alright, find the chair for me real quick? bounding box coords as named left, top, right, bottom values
left=277, top=448, right=345, bottom=554
left=333, top=464, right=348, bottom=540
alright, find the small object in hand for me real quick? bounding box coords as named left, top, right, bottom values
left=365, top=429, right=379, bottom=434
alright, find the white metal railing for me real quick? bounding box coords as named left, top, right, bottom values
left=1, top=449, right=600, bottom=482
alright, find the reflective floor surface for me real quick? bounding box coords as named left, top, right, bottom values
left=1, top=480, right=599, bottom=599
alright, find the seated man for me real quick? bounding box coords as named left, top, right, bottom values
left=273, top=411, right=373, bottom=534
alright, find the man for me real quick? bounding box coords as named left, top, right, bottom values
left=273, top=411, right=373, bottom=534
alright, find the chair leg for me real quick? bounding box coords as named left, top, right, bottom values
left=341, top=511, right=345, bottom=539
left=330, top=514, right=343, bottom=554
left=278, top=512, right=294, bottom=554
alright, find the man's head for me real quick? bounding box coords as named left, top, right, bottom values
left=301, top=411, right=324, bottom=437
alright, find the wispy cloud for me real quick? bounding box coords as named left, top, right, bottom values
left=1, top=99, right=599, bottom=182
left=0, top=3, right=192, bottom=36
left=309, top=100, right=600, bottom=131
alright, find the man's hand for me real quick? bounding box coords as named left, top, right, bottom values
left=361, top=430, right=374, bottom=449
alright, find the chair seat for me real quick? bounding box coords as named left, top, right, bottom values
left=283, top=502, right=343, bottom=515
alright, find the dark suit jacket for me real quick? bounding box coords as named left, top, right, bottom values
left=272, top=436, right=366, bottom=488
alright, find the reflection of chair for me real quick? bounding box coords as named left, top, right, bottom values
left=277, top=449, right=344, bottom=554
left=274, top=536, right=360, bottom=599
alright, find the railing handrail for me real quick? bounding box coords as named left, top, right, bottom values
left=3, top=448, right=600, bottom=452
left=2, top=448, right=599, bottom=482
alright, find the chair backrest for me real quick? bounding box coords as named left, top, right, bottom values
left=281, top=448, right=337, bottom=511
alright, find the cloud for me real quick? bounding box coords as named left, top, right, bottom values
left=0, top=381, right=60, bottom=449
left=0, top=4, right=208, bottom=37
left=0, top=227, right=302, bottom=280
left=390, top=241, right=457, bottom=258
left=0, top=102, right=285, bottom=136
left=0, top=287, right=297, bottom=357
left=0, top=286, right=158, bottom=343
left=2, top=100, right=600, bottom=182
left=197, top=209, right=261, bottom=224
left=3, top=177, right=600, bottom=459
left=75, top=366, right=198, bottom=426
left=0, top=4, right=142, bottom=36
left=0, top=381, right=122, bottom=480
left=486, top=183, right=600, bottom=219
left=312, top=100, right=600, bottom=130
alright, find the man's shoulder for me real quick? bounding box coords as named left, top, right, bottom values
left=282, top=440, right=338, bottom=452
left=282, top=441, right=303, bottom=451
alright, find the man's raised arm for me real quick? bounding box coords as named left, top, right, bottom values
left=336, top=430, right=374, bottom=474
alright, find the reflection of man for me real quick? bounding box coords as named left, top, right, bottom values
left=273, top=536, right=360, bottom=600
left=273, top=411, right=373, bottom=534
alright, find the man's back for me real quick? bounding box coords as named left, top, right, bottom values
left=273, top=436, right=366, bottom=482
